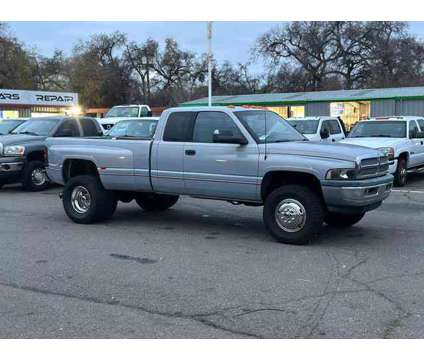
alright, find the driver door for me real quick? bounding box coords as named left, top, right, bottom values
left=183, top=111, right=260, bottom=201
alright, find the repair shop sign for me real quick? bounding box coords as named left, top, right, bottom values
left=0, top=89, right=79, bottom=107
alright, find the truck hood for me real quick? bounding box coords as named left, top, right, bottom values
left=0, top=134, right=46, bottom=146
left=340, top=137, right=404, bottom=149
left=303, top=134, right=321, bottom=141
left=99, top=117, right=129, bottom=124
left=266, top=141, right=382, bottom=162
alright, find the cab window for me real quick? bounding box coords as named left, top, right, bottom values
left=323, top=120, right=342, bottom=134
left=192, top=112, right=242, bottom=143
left=163, top=112, right=196, bottom=142
left=409, top=121, right=419, bottom=138
left=55, top=119, right=80, bottom=137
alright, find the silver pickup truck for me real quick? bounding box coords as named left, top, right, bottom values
left=46, top=107, right=393, bottom=245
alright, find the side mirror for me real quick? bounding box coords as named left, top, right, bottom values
left=320, top=127, right=330, bottom=139
left=213, top=131, right=248, bottom=145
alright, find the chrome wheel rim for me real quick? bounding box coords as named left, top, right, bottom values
left=31, top=167, right=47, bottom=186
left=400, top=167, right=407, bottom=181
left=275, top=198, right=306, bottom=233
left=71, top=186, right=92, bottom=214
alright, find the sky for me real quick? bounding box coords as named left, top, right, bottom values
left=7, top=21, right=424, bottom=74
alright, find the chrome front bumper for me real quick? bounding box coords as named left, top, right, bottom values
left=321, top=174, right=393, bottom=213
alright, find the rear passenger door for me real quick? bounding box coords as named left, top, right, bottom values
left=151, top=111, right=196, bottom=194
left=183, top=111, right=260, bottom=201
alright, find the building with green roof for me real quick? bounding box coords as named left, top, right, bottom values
left=180, top=86, right=424, bottom=129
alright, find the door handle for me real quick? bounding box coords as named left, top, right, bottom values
left=185, top=149, right=196, bottom=156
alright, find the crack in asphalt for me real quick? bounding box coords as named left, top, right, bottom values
left=0, top=280, right=262, bottom=338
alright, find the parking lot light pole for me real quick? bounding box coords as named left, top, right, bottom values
left=207, top=21, right=213, bottom=107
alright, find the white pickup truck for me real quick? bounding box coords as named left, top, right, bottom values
left=341, top=116, right=424, bottom=186
left=99, top=105, right=152, bottom=131
left=287, top=117, right=346, bottom=143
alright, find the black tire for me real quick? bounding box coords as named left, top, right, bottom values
left=22, top=160, right=49, bottom=191
left=263, top=185, right=324, bottom=245
left=394, top=157, right=407, bottom=187
left=63, top=175, right=117, bottom=224
left=325, top=212, right=365, bottom=227
left=135, top=193, right=179, bottom=211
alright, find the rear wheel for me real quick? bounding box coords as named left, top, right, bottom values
left=394, top=158, right=407, bottom=187
left=22, top=160, right=49, bottom=191
left=325, top=212, right=365, bottom=227
left=263, top=185, right=324, bottom=245
left=63, top=175, right=117, bottom=224
left=135, top=193, right=179, bottom=211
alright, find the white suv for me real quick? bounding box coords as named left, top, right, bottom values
left=340, top=116, right=424, bottom=186
left=287, top=117, right=346, bottom=143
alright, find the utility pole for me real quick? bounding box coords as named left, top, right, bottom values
left=207, top=21, right=213, bottom=107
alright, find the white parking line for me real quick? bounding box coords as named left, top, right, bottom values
left=392, top=189, right=424, bottom=194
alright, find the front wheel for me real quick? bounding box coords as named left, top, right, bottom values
left=394, top=158, right=407, bottom=187
left=263, top=185, right=324, bottom=245
left=63, top=175, right=117, bottom=224
left=135, top=193, right=179, bottom=211
left=325, top=212, right=365, bottom=227
left=22, top=160, right=50, bottom=191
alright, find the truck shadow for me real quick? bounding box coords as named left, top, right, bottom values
left=109, top=203, right=380, bottom=247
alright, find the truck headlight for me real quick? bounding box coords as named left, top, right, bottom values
left=377, top=147, right=395, bottom=161
left=326, top=168, right=356, bottom=180
left=3, top=145, right=25, bottom=156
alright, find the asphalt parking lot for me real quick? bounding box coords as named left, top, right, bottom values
left=1, top=175, right=424, bottom=339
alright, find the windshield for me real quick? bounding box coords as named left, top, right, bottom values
left=11, top=119, right=58, bottom=136
left=0, top=120, right=24, bottom=135
left=348, top=121, right=406, bottom=138
left=288, top=120, right=320, bottom=134
left=235, top=110, right=306, bottom=143
left=105, top=106, right=139, bottom=118
left=108, top=120, right=158, bottom=138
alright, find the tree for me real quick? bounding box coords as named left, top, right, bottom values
left=256, top=22, right=340, bottom=90
left=125, top=39, right=158, bottom=104
left=68, top=31, right=133, bottom=107
left=32, top=50, right=70, bottom=90
left=0, top=23, right=36, bottom=89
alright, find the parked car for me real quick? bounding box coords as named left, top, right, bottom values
left=0, top=116, right=103, bottom=191
left=99, top=105, right=152, bottom=131
left=340, top=116, right=424, bottom=186
left=106, top=117, right=159, bottom=138
left=47, top=107, right=393, bottom=245
left=0, top=119, right=27, bottom=136
left=287, top=117, right=346, bottom=142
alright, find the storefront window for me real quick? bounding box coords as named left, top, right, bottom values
left=266, top=106, right=289, bottom=118
left=289, top=106, right=305, bottom=118
left=330, top=101, right=370, bottom=130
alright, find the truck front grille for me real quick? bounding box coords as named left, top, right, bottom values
left=358, top=156, right=389, bottom=179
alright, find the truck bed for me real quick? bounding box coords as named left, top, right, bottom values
left=46, top=137, right=153, bottom=192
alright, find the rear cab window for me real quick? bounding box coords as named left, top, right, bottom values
left=163, top=112, right=197, bottom=142
left=79, top=118, right=102, bottom=136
